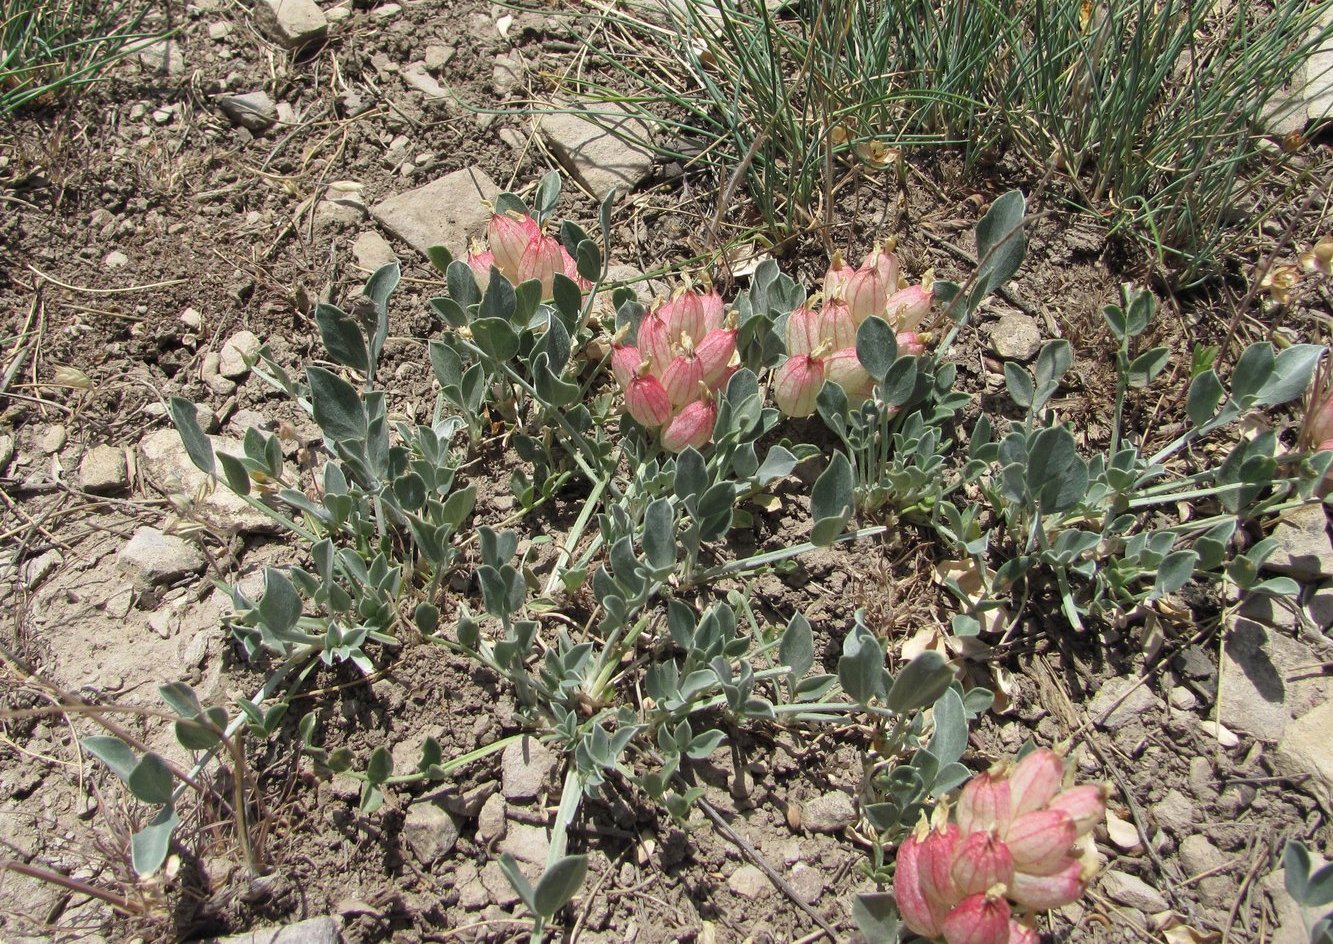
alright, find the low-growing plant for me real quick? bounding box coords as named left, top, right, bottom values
left=1284, top=841, right=1333, bottom=944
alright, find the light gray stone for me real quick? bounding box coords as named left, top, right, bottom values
left=219, top=91, right=278, bottom=132
left=370, top=168, right=497, bottom=259
left=1306, top=39, right=1333, bottom=124
left=139, top=429, right=276, bottom=534
left=787, top=862, right=825, bottom=904
left=104, top=250, right=129, bottom=270
left=476, top=792, right=507, bottom=844
left=138, top=39, right=184, bottom=75
left=988, top=313, right=1042, bottom=361
left=1088, top=677, right=1162, bottom=728
left=1277, top=698, right=1333, bottom=803
left=202, top=352, right=237, bottom=396
left=424, top=45, right=455, bottom=71
left=352, top=231, right=399, bottom=272
left=1265, top=868, right=1327, bottom=944
left=220, top=330, right=261, bottom=379
left=402, top=800, right=460, bottom=866
left=1239, top=590, right=1299, bottom=630
left=208, top=21, right=233, bottom=40
left=22, top=549, right=61, bottom=589
left=480, top=860, right=521, bottom=906
left=401, top=63, right=449, bottom=102
left=802, top=791, right=857, bottom=834
left=254, top=0, right=328, bottom=49
left=118, top=527, right=204, bottom=586
left=79, top=445, right=128, bottom=494
left=492, top=50, right=526, bottom=98
left=1100, top=869, right=1168, bottom=914
left=500, top=736, right=556, bottom=803
left=1179, top=834, right=1226, bottom=877
left=455, top=861, right=488, bottom=910
left=498, top=822, right=549, bottom=866
left=0, top=433, right=14, bottom=470
left=1259, top=90, right=1308, bottom=137
left=180, top=307, right=203, bottom=331
left=536, top=105, right=655, bottom=202
left=1151, top=789, right=1195, bottom=836
left=373, top=1, right=401, bottom=16
left=38, top=424, right=67, bottom=454
left=1264, top=504, right=1332, bottom=582
left=1219, top=617, right=1288, bottom=742
left=205, top=915, right=341, bottom=944
left=1306, top=583, right=1333, bottom=631
left=727, top=863, right=771, bottom=899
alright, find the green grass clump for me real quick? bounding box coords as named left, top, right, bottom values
left=1, top=0, right=165, bottom=115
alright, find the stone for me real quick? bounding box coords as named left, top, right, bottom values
left=104, top=250, right=129, bottom=270
left=207, top=21, right=233, bottom=40
left=1167, top=686, right=1197, bottom=710
left=500, top=736, right=556, bottom=803
left=1151, top=789, right=1195, bottom=836
left=219, top=92, right=278, bottom=132
left=118, top=527, right=205, bottom=587
left=424, top=44, right=455, bottom=71
left=373, top=1, right=401, bottom=16
left=1100, top=869, right=1168, bottom=914
left=727, top=864, right=770, bottom=899
left=254, top=0, right=328, bottom=49
left=480, top=860, right=521, bottom=907
left=352, top=231, right=399, bottom=272
left=801, top=791, right=857, bottom=834
left=38, top=424, right=67, bottom=454
left=202, top=352, right=237, bottom=396
left=79, top=445, right=128, bottom=494
left=401, top=63, right=450, bottom=102
left=0, top=433, right=14, bottom=470
left=455, top=862, right=488, bottom=910
left=228, top=410, right=273, bottom=436
left=476, top=792, right=507, bottom=844
left=1179, top=834, right=1226, bottom=878
left=536, top=105, right=655, bottom=202
left=988, top=313, right=1042, bottom=361
left=492, top=50, right=526, bottom=98
left=1276, top=698, right=1333, bottom=803
left=1306, top=39, right=1333, bottom=124
left=139, top=429, right=276, bottom=534
left=1218, top=617, right=1288, bottom=741
left=370, top=168, right=497, bottom=259
left=1088, top=677, right=1162, bottom=728
left=22, top=549, right=61, bottom=589
left=1260, top=90, right=1309, bottom=138
left=402, top=800, right=460, bottom=866
left=180, top=307, right=203, bottom=331
left=138, top=39, right=184, bottom=75
left=787, top=862, right=825, bottom=904
left=1306, top=583, right=1333, bottom=631
left=498, top=822, right=549, bottom=866
left=1264, top=504, right=1332, bottom=582
left=316, top=183, right=367, bottom=228
left=1239, top=590, right=1300, bottom=630
left=1265, top=868, right=1327, bottom=944
left=204, top=915, right=341, bottom=944
left=220, top=330, right=261, bottom=379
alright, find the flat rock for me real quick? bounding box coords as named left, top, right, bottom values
left=205, top=916, right=341, bottom=944
left=988, top=313, right=1042, bottom=361
left=1088, top=677, right=1162, bottom=728
left=1277, top=698, right=1333, bottom=804
left=1306, top=38, right=1333, bottom=124
left=370, top=167, right=498, bottom=258
left=492, top=50, right=526, bottom=98
left=402, top=800, right=460, bottom=866
left=476, top=792, right=507, bottom=843
left=1265, top=868, right=1327, bottom=944
left=104, top=250, right=129, bottom=270
left=787, top=862, right=825, bottom=904
left=536, top=105, right=655, bottom=202
left=424, top=45, right=455, bottom=71
left=1219, top=617, right=1288, bottom=741
left=352, top=231, right=399, bottom=271
left=138, top=39, right=184, bottom=75
left=1179, top=834, right=1226, bottom=877
left=1263, top=504, right=1332, bottom=582
left=727, top=863, right=771, bottom=899
left=500, top=736, right=556, bottom=803
left=38, top=424, right=66, bottom=454
left=79, top=445, right=128, bottom=494
left=401, top=63, right=449, bottom=102
left=497, top=822, right=549, bottom=866
left=0, top=433, right=14, bottom=470
left=220, top=330, right=261, bottom=379
left=1306, top=583, right=1333, bottom=631
left=801, top=791, right=857, bottom=833
left=1100, top=869, right=1168, bottom=914
left=1151, top=789, right=1195, bottom=836
left=254, top=0, right=327, bottom=49
left=1238, top=590, right=1299, bottom=630
left=139, top=428, right=277, bottom=535
left=219, top=92, right=278, bottom=132
left=480, top=860, right=521, bottom=906
left=118, top=527, right=205, bottom=587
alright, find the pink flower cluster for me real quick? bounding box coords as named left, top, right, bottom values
left=468, top=211, right=588, bottom=300
left=896, top=749, right=1107, bottom=944
left=611, top=286, right=738, bottom=452
left=773, top=245, right=933, bottom=417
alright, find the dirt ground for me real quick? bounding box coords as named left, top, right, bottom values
left=3, top=0, right=1333, bottom=942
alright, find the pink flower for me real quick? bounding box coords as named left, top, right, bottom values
left=845, top=260, right=890, bottom=326
left=661, top=397, right=716, bottom=452
left=896, top=821, right=961, bottom=939
left=625, top=374, right=672, bottom=429
left=940, top=891, right=1011, bottom=944
left=467, top=249, right=495, bottom=291
left=661, top=351, right=705, bottom=409
left=897, top=331, right=926, bottom=358
left=518, top=233, right=569, bottom=298
left=951, top=832, right=1014, bottom=898
left=818, top=299, right=858, bottom=351
left=823, top=251, right=853, bottom=300
left=695, top=328, right=738, bottom=391
left=610, top=344, right=642, bottom=389
left=825, top=347, right=874, bottom=402
left=487, top=212, right=534, bottom=278
left=887, top=283, right=934, bottom=332
left=786, top=305, right=822, bottom=358
left=773, top=354, right=826, bottom=418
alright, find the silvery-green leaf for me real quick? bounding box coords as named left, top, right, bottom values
left=780, top=612, right=814, bottom=677
left=307, top=367, right=367, bottom=443
left=1004, top=362, right=1034, bottom=410
left=127, top=752, right=175, bottom=805
left=131, top=805, right=179, bottom=876
left=259, top=568, right=302, bottom=636
left=426, top=245, right=453, bottom=274
left=470, top=317, right=520, bottom=362
left=1186, top=369, right=1223, bottom=428
left=885, top=651, right=954, bottom=714
left=479, top=270, right=516, bottom=321
left=1230, top=342, right=1275, bottom=403
left=499, top=853, right=537, bottom=912
left=168, top=397, right=215, bottom=476
left=1255, top=344, right=1324, bottom=406
left=315, top=303, right=368, bottom=372
left=838, top=625, right=885, bottom=706
left=533, top=854, right=589, bottom=916
left=1127, top=346, right=1170, bottom=389
left=852, top=892, right=900, bottom=944
left=928, top=688, right=967, bottom=766
left=855, top=316, right=896, bottom=382
left=82, top=735, right=138, bottom=782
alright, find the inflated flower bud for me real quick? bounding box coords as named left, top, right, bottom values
left=661, top=287, right=724, bottom=347
left=897, top=331, right=926, bottom=358
left=661, top=397, right=716, bottom=452
left=887, top=283, right=933, bottom=332
left=845, top=264, right=889, bottom=326
left=488, top=212, right=535, bottom=279
left=695, top=328, right=738, bottom=391
left=818, top=299, right=858, bottom=350
left=1005, top=810, right=1076, bottom=876
left=918, top=821, right=963, bottom=914
left=957, top=772, right=1012, bottom=835
left=951, top=832, right=1015, bottom=898
left=940, top=890, right=1011, bottom=944
left=1046, top=785, right=1107, bottom=838
left=773, top=354, right=826, bottom=418
left=786, top=305, right=822, bottom=358
left=625, top=374, right=672, bottom=428
left=1008, top=920, right=1041, bottom=944
left=637, top=310, right=672, bottom=376
left=611, top=344, right=642, bottom=389
left=1008, top=858, right=1086, bottom=911
left=896, top=824, right=952, bottom=938
left=519, top=234, right=568, bottom=298
left=825, top=347, right=874, bottom=402
left=662, top=351, right=705, bottom=408
left=1008, top=749, right=1065, bottom=818
left=824, top=251, right=853, bottom=300
left=863, top=242, right=900, bottom=293
left=467, top=249, right=495, bottom=292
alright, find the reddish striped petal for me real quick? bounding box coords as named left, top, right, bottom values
left=940, top=891, right=1011, bottom=944
left=819, top=299, right=858, bottom=350
left=625, top=375, right=672, bottom=428
left=1005, top=810, right=1076, bottom=876
left=773, top=355, right=825, bottom=418
left=957, top=772, right=1012, bottom=835
left=696, top=328, right=738, bottom=391
left=951, top=831, right=1015, bottom=898
left=1008, top=748, right=1065, bottom=818
left=887, top=284, right=933, bottom=332
left=487, top=212, right=531, bottom=279
left=1009, top=857, right=1086, bottom=910
left=1046, top=785, right=1107, bottom=838
left=661, top=353, right=705, bottom=408
left=661, top=398, right=716, bottom=452
left=786, top=305, right=822, bottom=358
left=896, top=831, right=945, bottom=939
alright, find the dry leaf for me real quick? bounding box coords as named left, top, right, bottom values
left=49, top=365, right=93, bottom=389
left=1200, top=719, right=1239, bottom=747
left=1105, top=808, right=1141, bottom=851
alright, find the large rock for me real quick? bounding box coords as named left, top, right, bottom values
left=1277, top=698, right=1333, bottom=804
left=254, top=0, right=328, bottom=49
left=118, top=527, right=205, bottom=587
left=1100, top=869, right=1168, bottom=914
left=1306, top=29, right=1333, bottom=124
left=536, top=105, right=655, bottom=202
left=1263, top=504, right=1333, bottom=582
left=1219, top=617, right=1288, bottom=741
left=204, top=916, right=341, bottom=944
left=988, top=313, right=1042, bottom=361
left=352, top=231, right=399, bottom=272
left=500, top=736, right=556, bottom=803
left=369, top=168, right=498, bottom=258
left=139, top=429, right=277, bottom=535
left=801, top=791, right=857, bottom=833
